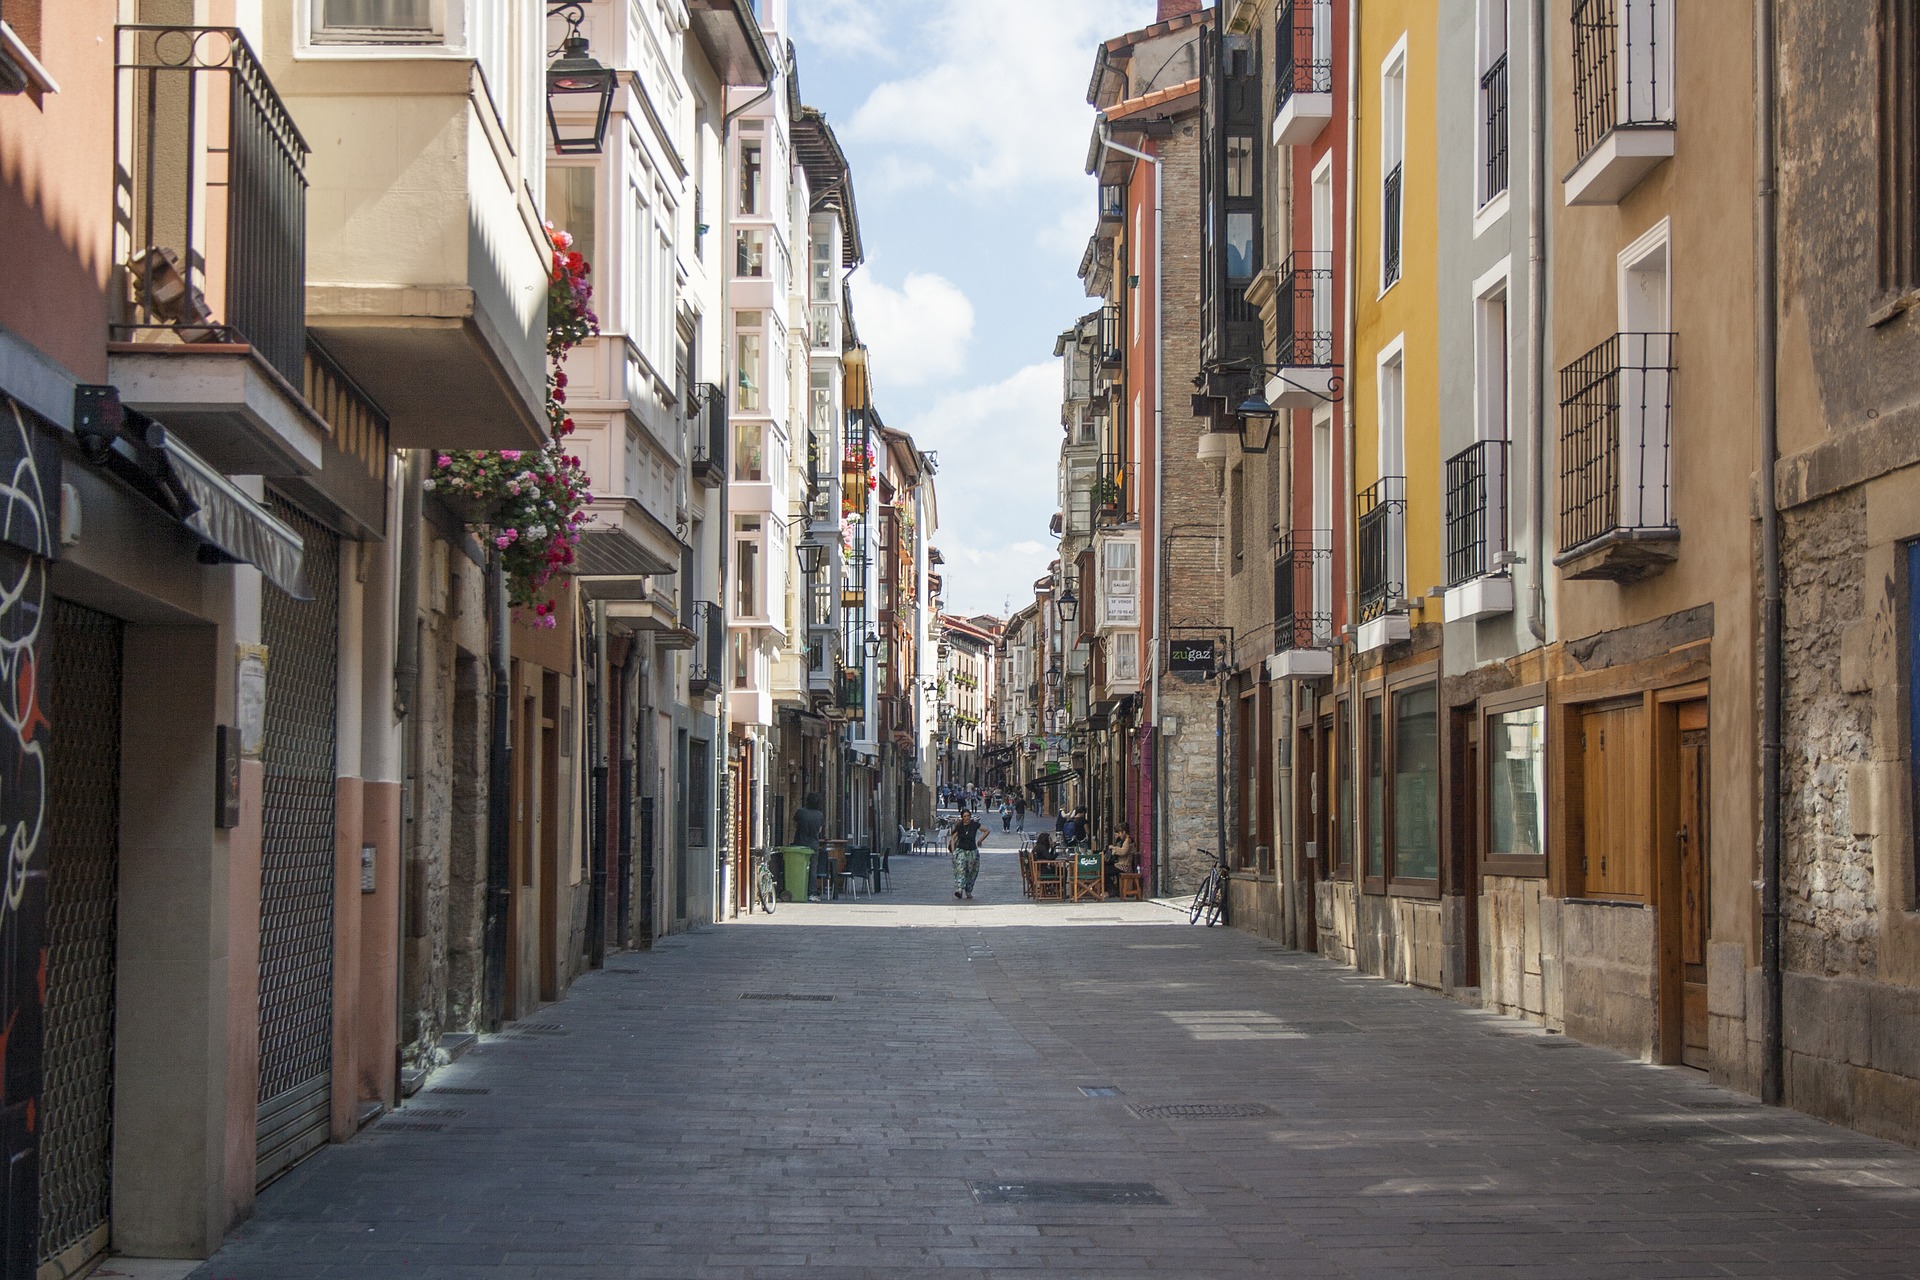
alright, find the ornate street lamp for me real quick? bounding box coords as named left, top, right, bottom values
left=1057, top=584, right=1078, bottom=625
left=1046, top=664, right=1062, bottom=690
left=547, top=4, right=616, bottom=155
left=796, top=536, right=826, bottom=577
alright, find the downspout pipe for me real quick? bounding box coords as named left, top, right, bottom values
left=393, top=451, right=424, bottom=718
left=1096, top=113, right=1164, bottom=892
left=1756, top=0, right=1784, bottom=1106
left=1527, top=0, right=1548, bottom=643
left=1343, top=0, right=1361, bottom=829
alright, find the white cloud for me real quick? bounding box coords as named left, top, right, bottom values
left=903, top=362, right=1063, bottom=615
left=849, top=271, right=976, bottom=387
left=793, top=0, right=895, bottom=60
left=845, top=0, right=1155, bottom=195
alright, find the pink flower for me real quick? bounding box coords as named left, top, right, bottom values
left=437, top=454, right=452, bottom=467
left=495, top=535, right=512, bottom=549
left=501, top=450, right=522, bottom=462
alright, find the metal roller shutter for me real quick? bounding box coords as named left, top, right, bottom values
left=254, top=497, right=340, bottom=1187
left=38, top=600, right=123, bottom=1269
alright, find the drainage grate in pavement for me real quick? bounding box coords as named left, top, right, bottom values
left=1568, top=1125, right=1703, bottom=1145
left=1680, top=1100, right=1759, bottom=1111
left=378, top=1121, right=446, bottom=1133
left=1129, top=1102, right=1277, bottom=1120
left=739, top=993, right=833, bottom=1002
left=970, top=1181, right=1168, bottom=1206
left=396, top=1108, right=465, bottom=1119
left=516, top=1023, right=570, bottom=1034
left=427, top=1087, right=491, bottom=1096
left=1079, top=1085, right=1122, bottom=1098
left=1532, top=1040, right=1577, bottom=1049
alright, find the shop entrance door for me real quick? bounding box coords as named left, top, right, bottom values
left=1674, top=698, right=1710, bottom=1069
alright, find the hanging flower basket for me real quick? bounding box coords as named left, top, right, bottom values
left=427, top=223, right=599, bottom=627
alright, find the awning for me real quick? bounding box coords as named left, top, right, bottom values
left=1026, top=769, right=1082, bottom=792
left=155, top=429, right=311, bottom=599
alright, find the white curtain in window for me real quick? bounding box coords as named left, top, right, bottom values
left=323, top=0, right=432, bottom=30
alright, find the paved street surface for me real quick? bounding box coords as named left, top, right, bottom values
left=190, top=837, right=1920, bottom=1278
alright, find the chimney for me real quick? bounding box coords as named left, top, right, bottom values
left=1157, top=0, right=1204, bottom=18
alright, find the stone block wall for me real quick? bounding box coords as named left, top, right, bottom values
left=1161, top=677, right=1222, bottom=891
left=1481, top=876, right=1561, bottom=1027
left=1559, top=900, right=1656, bottom=1058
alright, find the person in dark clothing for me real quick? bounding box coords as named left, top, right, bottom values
left=948, top=808, right=985, bottom=900
left=1014, top=796, right=1027, bottom=830
left=792, top=793, right=825, bottom=902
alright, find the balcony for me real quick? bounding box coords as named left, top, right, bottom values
left=1094, top=453, right=1134, bottom=526
left=1273, top=0, right=1333, bottom=147
left=1556, top=332, right=1678, bottom=582
left=809, top=301, right=840, bottom=352
left=283, top=23, right=549, bottom=449
left=1270, top=251, right=1339, bottom=409
left=1443, top=439, right=1514, bottom=622
left=690, top=382, right=726, bottom=487
left=1566, top=0, right=1675, bottom=206
left=1097, top=304, right=1122, bottom=367
left=110, top=26, right=327, bottom=477
left=1356, top=476, right=1410, bottom=651
left=1098, top=183, right=1126, bottom=232
left=1269, top=531, right=1334, bottom=679
left=687, top=601, right=724, bottom=696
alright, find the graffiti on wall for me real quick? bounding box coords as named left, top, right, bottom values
left=0, top=397, right=59, bottom=1276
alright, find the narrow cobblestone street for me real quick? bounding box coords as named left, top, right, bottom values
left=192, top=843, right=1920, bottom=1279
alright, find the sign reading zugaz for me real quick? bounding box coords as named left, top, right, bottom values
left=1168, top=637, right=1217, bottom=674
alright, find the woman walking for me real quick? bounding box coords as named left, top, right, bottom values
left=948, top=807, right=985, bottom=900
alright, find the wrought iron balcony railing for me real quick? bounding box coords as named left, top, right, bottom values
left=1382, top=163, right=1404, bottom=287
left=1275, top=0, right=1333, bottom=114
left=690, top=382, right=726, bottom=485
left=1276, top=250, right=1336, bottom=368
left=1357, top=476, right=1407, bottom=624
left=687, top=601, right=724, bottom=694
left=1558, top=332, right=1677, bottom=553
left=1571, top=0, right=1674, bottom=161
left=115, top=26, right=309, bottom=386
left=1097, top=303, right=1122, bottom=366
left=1444, top=439, right=1510, bottom=587
left=1482, top=52, right=1510, bottom=202
left=1274, top=531, right=1334, bottom=651
left=1095, top=453, right=1134, bottom=525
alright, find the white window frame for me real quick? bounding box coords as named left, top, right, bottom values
left=1472, top=258, right=1513, bottom=444
left=307, top=0, right=451, bottom=49
left=1379, top=36, right=1407, bottom=295
left=1474, top=0, right=1511, bottom=219
left=1376, top=334, right=1406, bottom=481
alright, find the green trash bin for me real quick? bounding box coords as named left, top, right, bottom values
left=779, top=846, right=815, bottom=902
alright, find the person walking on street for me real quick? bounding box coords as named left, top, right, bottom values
left=1015, top=797, right=1026, bottom=830
left=948, top=808, right=984, bottom=901
left=1001, top=800, right=1012, bottom=832
left=792, top=793, right=825, bottom=902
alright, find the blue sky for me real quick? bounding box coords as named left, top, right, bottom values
left=790, top=0, right=1157, bottom=619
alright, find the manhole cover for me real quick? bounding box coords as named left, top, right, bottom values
left=1130, top=1102, right=1277, bottom=1120
left=970, top=1181, right=1168, bottom=1206
left=428, top=1087, right=490, bottom=1096
left=1568, top=1126, right=1700, bottom=1145
left=739, top=993, right=833, bottom=1002
left=1079, top=1085, right=1122, bottom=1098
left=378, top=1121, right=446, bottom=1133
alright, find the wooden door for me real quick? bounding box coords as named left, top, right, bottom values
left=1677, top=699, right=1710, bottom=1069
left=1450, top=706, right=1480, bottom=987
left=1580, top=701, right=1649, bottom=901
left=538, top=673, right=561, bottom=1002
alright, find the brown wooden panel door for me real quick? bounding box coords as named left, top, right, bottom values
left=1678, top=699, right=1710, bottom=1069
left=1580, top=702, right=1649, bottom=901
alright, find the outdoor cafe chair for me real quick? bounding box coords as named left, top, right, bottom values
left=838, top=848, right=874, bottom=899
left=1069, top=847, right=1106, bottom=902
left=1032, top=853, right=1067, bottom=901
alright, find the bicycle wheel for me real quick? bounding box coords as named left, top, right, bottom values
left=1202, top=885, right=1224, bottom=927
left=1188, top=873, right=1212, bottom=924
left=755, top=863, right=776, bottom=914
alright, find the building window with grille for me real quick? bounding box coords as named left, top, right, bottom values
left=1381, top=43, right=1407, bottom=290
left=1478, top=0, right=1510, bottom=205
left=689, top=739, right=711, bottom=845
left=313, top=0, right=439, bottom=41
left=1882, top=0, right=1920, bottom=297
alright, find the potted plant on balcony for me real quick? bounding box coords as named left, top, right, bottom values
left=426, top=224, right=598, bottom=627
left=1095, top=475, right=1124, bottom=512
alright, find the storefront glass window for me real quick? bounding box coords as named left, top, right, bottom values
left=1366, top=695, right=1384, bottom=880
left=1489, top=705, right=1546, bottom=860
left=1393, top=685, right=1440, bottom=881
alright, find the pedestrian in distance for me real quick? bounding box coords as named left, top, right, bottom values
left=1015, top=796, right=1026, bottom=830
left=1001, top=799, right=1012, bottom=832
left=948, top=807, right=985, bottom=900
left=792, top=793, right=825, bottom=902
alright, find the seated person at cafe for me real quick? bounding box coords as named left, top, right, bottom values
left=1105, top=822, right=1137, bottom=892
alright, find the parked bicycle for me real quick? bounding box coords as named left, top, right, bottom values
left=752, top=848, right=778, bottom=915
left=1188, top=847, right=1227, bottom=927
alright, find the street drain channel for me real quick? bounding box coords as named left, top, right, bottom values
left=515, top=1023, right=570, bottom=1035
left=1129, top=1102, right=1278, bottom=1120
left=427, top=1087, right=490, bottom=1096
left=970, top=1181, right=1168, bottom=1206
left=1079, top=1085, right=1122, bottom=1098
left=396, top=1108, right=465, bottom=1119
left=378, top=1121, right=446, bottom=1133
left=740, top=993, right=833, bottom=1001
